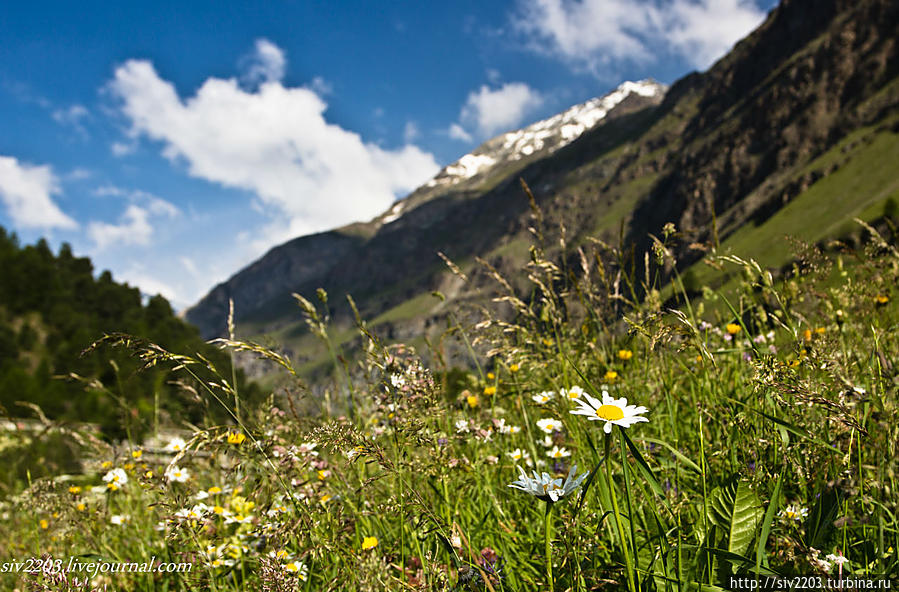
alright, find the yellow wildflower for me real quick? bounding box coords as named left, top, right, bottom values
left=483, top=385, right=497, bottom=396
left=76, top=503, right=86, bottom=512
left=509, top=363, right=519, bottom=373
left=131, top=449, right=143, bottom=459
left=362, top=536, right=378, bottom=550
left=487, top=372, right=495, bottom=380
left=466, top=395, right=479, bottom=409
left=618, top=349, right=633, bottom=361
left=39, top=519, right=49, bottom=529
left=68, top=486, right=82, bottom=495
left=227, top=432, right=246, bottom=445
left=604, top=370, right=618, bottom=382
left=875, top=294, right=889, bottom=305
left=725, top=323, right=741, bottom=335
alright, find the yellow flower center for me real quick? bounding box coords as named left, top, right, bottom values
left=596, top=404, right=624, bottom=421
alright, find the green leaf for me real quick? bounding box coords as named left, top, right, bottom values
left=728, top=481, right=764, bottom=558
left=708, top=477, right=763, bottom=561
left=755, top=472, right=783, bottom=574
left=640, top=436, right=702, bottom=474
left=620, top=429, right=675, bottom=517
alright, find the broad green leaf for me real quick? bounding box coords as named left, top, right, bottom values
left=708, top=477, right=764, bottom=565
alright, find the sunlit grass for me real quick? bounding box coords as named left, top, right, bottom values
left=1, top=214, right=898, bottom=591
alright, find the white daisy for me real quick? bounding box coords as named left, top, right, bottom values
left=825, top=553, right=849, bottom=567
left=166, top=437, right=187, bottom=452
left=781, top=504, right=808, bottom=522
left=508, top=464, right=588, bottom=503
left=536, top=418, right=563, bottom=434
left=569, top=390, right=648, bottom=433
left=297, top=442, right=318, bottom=457
left=546, top=445, right=571, bottom=459
left=560, top=385, right=585, bottom=401
left=507, top=448, right=531, bottom=463
left=102, top=468, right=128, bottom=489
left=110, top=514, right=130, bottom=526
left=284, top=560, right=309, bottom=580
left=165, top=465, right=191, bottom=483
left=532, top=391, right=555, bottom=405
left=454, top=419, right=470, bottom=434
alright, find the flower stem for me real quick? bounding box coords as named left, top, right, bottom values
left=606, top=432, right=637, bottom=592
left=544, top=501, right=554, bottom=589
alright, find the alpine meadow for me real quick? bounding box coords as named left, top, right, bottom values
left=1, top=0, right=899, bottom=590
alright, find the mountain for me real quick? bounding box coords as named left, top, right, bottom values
left=186, top=80, right=667, bottom=339
left=186, top=0, right=899, bottom=372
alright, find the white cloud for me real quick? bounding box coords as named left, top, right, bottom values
left=0, top=156, right=77, bottom=229
left=52, top=104, right=90, bottom=137
left=514, top=0, right=767, bottom=73
left=107, top=45, right=440, bottom=246
left=87, top=186, right=178, bottom=249
left=87, top=204, right=155, bottom=249
left=660, top=0, right=768, bottom=67
left=111, top=141, right=137, bottom=156
left=117, top=265, right=179, bottom=303
left=65, top=167, right=92, bottom=181
left=240, top=38, right=286, bottom=87
left=448, top=123, right=473, bottom=142
left=309, top=76, right=333, bottom=96
left=454, top=82, right=543, bottom=140
left=403, top=121, right=420, bottom=143
left=93, top=184, right=179, bottom=217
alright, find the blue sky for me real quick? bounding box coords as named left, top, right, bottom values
left=0, top=0, right=777, bottom=309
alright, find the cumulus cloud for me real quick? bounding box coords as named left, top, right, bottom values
left=107, top=43, right=440, bottom=245
left=0, top=156, right=77, bottom=229
left=451, top=82, right=543, bottom=141
left=87, top=204, right=155, bottom=249
left=240, top=38, right=286, bottom=87
left=88, top=186, right=178, bottom=249
left=515, top=0, right=767, bottom=73
left=659, top=0, right=768, bottom=67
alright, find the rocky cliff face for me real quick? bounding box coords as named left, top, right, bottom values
left=626, top=0, right=899, bottom=260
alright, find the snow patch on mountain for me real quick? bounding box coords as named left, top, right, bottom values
left=427, top=79, right=665, bottom=189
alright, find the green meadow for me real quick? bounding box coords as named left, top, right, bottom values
left=1, top=216, right=897, bottom=591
